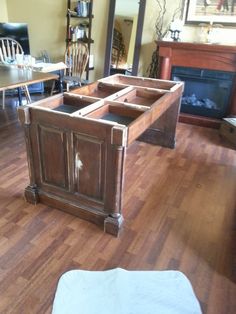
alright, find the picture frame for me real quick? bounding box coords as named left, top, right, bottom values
left=185, top=0, right=236, bottom=25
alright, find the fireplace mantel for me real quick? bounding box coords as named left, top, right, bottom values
left=157, top=41, right=236, bottom=128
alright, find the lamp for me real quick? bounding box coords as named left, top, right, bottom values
left=169, top=19, right=184, bottom=41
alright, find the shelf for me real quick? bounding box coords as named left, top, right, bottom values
left=67, top=0, right=94, bottom=81
left=68, top=21, right=90, bottom=28
left=66, top=38, right=94, bottom=44
left=67, top=13, right=94, bottom=19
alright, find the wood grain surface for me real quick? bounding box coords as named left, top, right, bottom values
left=0, top=97, right=236, bottom=313
left=0, top=65, right=58, bottom=91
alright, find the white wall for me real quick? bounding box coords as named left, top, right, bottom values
left=3, top=0, right=236, bottom=80
left=139, top=0, right=236, bottom=76
left=182, top=25, right=236, bottom=45
left=6, top=0, right=67, bottom=61
left=0, top=0, right=8, bottom=21
left=127, top=16, right=137, bottom=66
left=90, top=0, right=109, bottom=80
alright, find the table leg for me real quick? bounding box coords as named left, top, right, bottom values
left=24, top=86, right=32, bottom=103
left=138, top=97, right=182, bottom=148
left=17, top=87, right=22, bottom=106
left=50, top=71, right=63, bottom=94
left=2, top=90, right=6, bottom=110
left=50, top=80, right=56, bottom=96
left=59, top=70, right=63, bottom=93
left=104, top=145, right=126, bottom=236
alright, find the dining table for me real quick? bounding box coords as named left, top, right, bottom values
left=0, top=64, right=59, bottom=105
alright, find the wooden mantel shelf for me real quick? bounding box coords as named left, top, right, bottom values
left=157, top=40, right=236, bottom=53
left=157, top=41, right=236, bottom=128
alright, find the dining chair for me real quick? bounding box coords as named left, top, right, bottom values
left=0, top=37, right=31, bottom=109
left=63, top=41, right=89, bottom=92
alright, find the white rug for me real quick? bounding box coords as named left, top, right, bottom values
left=52, top=268, right=202, bottom=314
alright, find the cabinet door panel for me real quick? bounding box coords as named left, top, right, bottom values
left=38, top=125, right=68, bottom=189
left=73, top=133, right=105, bottom=201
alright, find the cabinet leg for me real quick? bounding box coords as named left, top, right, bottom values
left=139, top=97, right=181, bottom=148
left=103, top=144, right=126, bottom=236
left=24, top=185, right=39, bottom=205
left=104, top=214, right=124, bottom=236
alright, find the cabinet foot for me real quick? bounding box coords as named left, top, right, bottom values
left=24, top=185, right=39, bottom=204
left=104, top=214, right=124, bottom=236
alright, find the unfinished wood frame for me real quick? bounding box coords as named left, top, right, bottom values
left=18, top=74, right=184, bottom=236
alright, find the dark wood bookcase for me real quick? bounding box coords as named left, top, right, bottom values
left=66, top=0, right=94, bottom=81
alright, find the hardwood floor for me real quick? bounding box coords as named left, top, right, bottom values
left=0, top=97, right=236, bottom=313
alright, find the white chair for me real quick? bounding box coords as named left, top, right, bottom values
left=63, top=41, right=89, bottom=92
left=0, top=37, right=31, bottom=109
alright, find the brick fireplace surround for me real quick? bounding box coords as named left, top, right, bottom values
left=157, top=41, right=236, bottom=128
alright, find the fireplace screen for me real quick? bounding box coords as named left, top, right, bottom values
left=171, top=67, right=234, bottom=119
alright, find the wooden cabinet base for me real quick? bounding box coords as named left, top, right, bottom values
left=19, top=75, right=184, bottom=236
left=25, top=183, right=125, bottom=236
left=25, top=185, right=39, bottom=204
left=104, top=215, right=124, bottom=236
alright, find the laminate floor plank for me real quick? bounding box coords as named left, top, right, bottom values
left=0, top=98, right=235, bottom=313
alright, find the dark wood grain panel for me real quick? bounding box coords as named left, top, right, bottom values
left=73, top=133, right=105, bottom=201
left=0, top=65, right=58, bottom=91
left=172, top=50, right=236, bottom=73
left=38, top=125, right=68, bottom=189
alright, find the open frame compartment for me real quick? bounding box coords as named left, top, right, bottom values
left=18, top=74, right=184, bottom=236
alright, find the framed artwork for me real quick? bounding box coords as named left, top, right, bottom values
left=185, top=0, right=236, bottom=25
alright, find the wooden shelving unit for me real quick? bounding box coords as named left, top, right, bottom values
left=111, top=28, right=125, bottom=68
left=66, top=0, right=94, bottom=81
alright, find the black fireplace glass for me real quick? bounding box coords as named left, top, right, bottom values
left=171, top=67, right=235, bottom=119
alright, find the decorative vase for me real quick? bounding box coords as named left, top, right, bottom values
left=81, top=1, right=88, bottom=17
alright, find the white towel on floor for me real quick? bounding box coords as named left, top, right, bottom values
left=52, top=268, right=202, bottom=314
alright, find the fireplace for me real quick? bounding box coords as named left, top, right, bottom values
left=171, top=67, right=235, bottom=119
left=157, top=41, right=236, bottom=128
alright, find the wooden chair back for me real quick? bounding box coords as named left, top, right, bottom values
left=0, top=37, right=24, bottom=63
left=0, top=37, right=30, bottom=110
left=64, top=42, right=89, bottom=79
